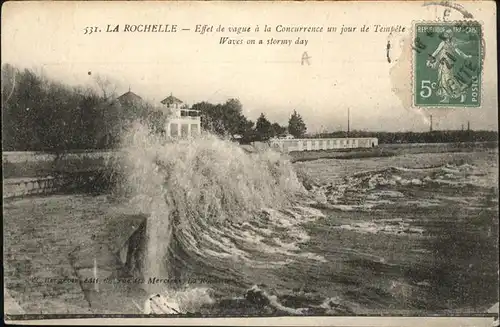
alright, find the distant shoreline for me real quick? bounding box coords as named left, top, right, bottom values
left=2, top=141, right=498, bottom=179
left=289, top=141, right=499, bottom=162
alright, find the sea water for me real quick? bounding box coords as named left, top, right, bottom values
left=113, top=123, right=498, bottom=315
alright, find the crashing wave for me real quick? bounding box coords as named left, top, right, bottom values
left=114, top=123, right=325, bottom=294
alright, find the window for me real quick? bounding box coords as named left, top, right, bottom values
left=170, top=123, right=179, bottom=137
left=181, top=124, right=189, bottom=137
left=190, top=124, right=199, bottom=135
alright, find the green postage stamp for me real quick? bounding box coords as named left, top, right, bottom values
left=412, top=21, right=483, bottom=107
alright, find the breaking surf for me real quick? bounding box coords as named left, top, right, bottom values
left=65, top=123, right=497, bottom=316
left=104, top=122, right=334, bottom=314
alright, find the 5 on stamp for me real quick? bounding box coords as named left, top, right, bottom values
left=413, top=21, right=483, bottom=107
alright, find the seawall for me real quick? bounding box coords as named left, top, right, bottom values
left=3, top=177, right=60, bottom=199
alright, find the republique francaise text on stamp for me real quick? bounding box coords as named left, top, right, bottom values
left=412, top=21, right=483, bottom=108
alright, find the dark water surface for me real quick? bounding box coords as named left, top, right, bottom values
left=3, top=150, right=499, bottom=315
left=288, top=150, right=499, bottom=314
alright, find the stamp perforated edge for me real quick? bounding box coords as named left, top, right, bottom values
left=410, top=19, right=486, bottom=110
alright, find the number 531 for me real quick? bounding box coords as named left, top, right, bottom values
left=84, top=26, right=99, bottom=35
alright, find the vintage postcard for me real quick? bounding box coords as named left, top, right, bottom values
left=2, top=1, right=498, bottom=326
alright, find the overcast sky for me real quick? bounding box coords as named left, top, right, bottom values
left=2, top=1, right=497, bottom=133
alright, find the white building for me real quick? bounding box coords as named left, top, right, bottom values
left=268, top=137, right=378, bottom=153
left=161, top=94, right=201, bottom=138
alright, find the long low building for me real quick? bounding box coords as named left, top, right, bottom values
left=268, top=137, right=378, bottom=152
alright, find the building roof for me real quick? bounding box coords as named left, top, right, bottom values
left=160, top=94, right=183, bottom=106
left=117, top=91, right=142, bottom=104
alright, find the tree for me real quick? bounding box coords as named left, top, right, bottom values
left=94, top=74, right=117, bottom=101
left=145, top=109, right=167, bottom=136
left=288, top=110, right=307, bottom=138
left=192, top=101, right=215, bottom=132
left=271, top=123, right=287, bottom=137
left=221, top=99, right=245, bottom=137
left=239, top=119, right=256, bottom=144
left=255, top=113, right=273, bottom=141
left=192, top=98, right=250, bottom=139
left=1, top=63, right=129, bottom=151
left=2, top=67, right=51, bottom=150
left=1, top=63, right=18, bottom=107
left=94, top=99, right=123, bottom=148
left=224, top=98, right=242, bottom=114
left=238, top=117, right=255, bottom=140
left=1, top=63, right=20, bottom=150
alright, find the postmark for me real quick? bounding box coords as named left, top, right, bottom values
left=412, top=20, right=483, bottom=108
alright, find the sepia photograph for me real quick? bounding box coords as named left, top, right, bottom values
left=2, top=1, right=498, bottom=325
